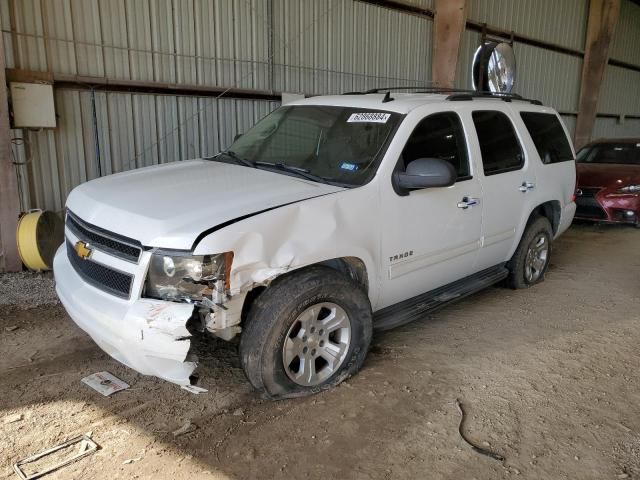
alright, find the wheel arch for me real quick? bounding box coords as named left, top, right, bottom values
left=240, top=256, right=370, bottom=325
left=527, top=200, right=561, bottom=235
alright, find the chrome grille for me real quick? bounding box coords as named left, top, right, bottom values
left=66, top=211, right=142, bottom=263
left=66, top=240, right=133, bottom=299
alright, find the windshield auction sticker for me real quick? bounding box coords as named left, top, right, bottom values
left=347, top=112, right=391, bottom=123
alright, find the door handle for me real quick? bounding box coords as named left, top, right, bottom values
left=457, top=197, right=480, bottom=209
left=519, top=181, right=535, bottom=192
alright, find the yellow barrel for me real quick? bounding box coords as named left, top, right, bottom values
left=16, top=210, right=64, bottom=271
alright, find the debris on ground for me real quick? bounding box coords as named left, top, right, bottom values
left=4, top=413, right=23, bottom=424
left=5, top=325, right=19, bottom=332
left=0, top=272, right=58, bottom=309
left=81, top=372, right=130, bottom=397
left=232, top=408, right=244, bottom=416
left=172, top=421, right=197, bottom=437
left=13, top=434, right=98, bottom=480
left=181, top=385, right=208, bottom=394
left=453, top=398, right=505, bottom=463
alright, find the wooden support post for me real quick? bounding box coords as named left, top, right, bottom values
left=575, top=0, right=620, bottom=149
left=0, top=32, right=21, bottom=272
left=432, top=0, right=467, bottom=88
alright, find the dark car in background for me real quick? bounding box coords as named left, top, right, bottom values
left=575, top=139, right=640, bottom=227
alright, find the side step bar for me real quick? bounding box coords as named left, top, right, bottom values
left=373, top=265, right=509, bottom=331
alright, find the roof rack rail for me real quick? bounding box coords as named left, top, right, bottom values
left=341, top=86, right=543, bottom=106
left=446, top=91, right=542, bottom=106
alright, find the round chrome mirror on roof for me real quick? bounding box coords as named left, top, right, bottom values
left=472, top=41, right=516, bottom=93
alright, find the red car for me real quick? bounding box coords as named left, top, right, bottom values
left=575, top=138, right=640, bottom=227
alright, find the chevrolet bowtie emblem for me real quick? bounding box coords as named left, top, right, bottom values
left=74, top=241, right=92, bottom=260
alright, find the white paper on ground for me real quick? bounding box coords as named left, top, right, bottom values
left=81, top=371, right=130, bottom=396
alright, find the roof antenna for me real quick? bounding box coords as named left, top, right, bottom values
left=382, top=91, right=394, bottom=103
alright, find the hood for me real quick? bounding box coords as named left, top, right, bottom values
left=576, top=163, right=640, bottom=188
left=66, top=160, right=344, bottom=249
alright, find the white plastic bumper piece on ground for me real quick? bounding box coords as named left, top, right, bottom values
left=53, top=245, right=197, bottom=385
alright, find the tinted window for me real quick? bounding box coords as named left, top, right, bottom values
left=520, top=112, right=573, bottom=164
left=576, top=143, right=640, bottom=165
left=401, top=112, right=470, bottom=179
left=472, top=111, right=524, bottom=175
left=228, top=106, right=401, bottom=186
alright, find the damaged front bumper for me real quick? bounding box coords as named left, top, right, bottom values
left=53, top=245, right=198, bottom=385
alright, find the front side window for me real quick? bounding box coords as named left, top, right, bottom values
left=225, top=106, right=402, bottom=186
left=520, top=112, right=574, bottom=164
left=472, top=110, right=524, bottom=175
left=400, top=112, right=470, bottom=179
left=577, top=143, right=640, bottom=165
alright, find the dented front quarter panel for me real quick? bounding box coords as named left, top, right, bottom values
left=193, top=184, right=382, bottom=308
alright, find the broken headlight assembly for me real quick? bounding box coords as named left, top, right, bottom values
left=144, top=251, right=232, bottom=302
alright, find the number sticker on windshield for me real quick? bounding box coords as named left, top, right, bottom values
left=347, top=112, right=391, bottom=123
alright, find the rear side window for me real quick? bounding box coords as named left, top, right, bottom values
left=520, top=112, right=574, bottom=164
left=401, top=112, right=470, bottom=179
left=472, top=111, right=524, bottom=175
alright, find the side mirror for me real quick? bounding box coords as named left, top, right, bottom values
left=233, top=133, right=242, bottom=142
left=394, top=158, right=456, bottom=193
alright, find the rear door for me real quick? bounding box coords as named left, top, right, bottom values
left=471, top=109, right=537, bottom=269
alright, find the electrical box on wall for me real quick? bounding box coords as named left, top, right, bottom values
left=10, top=82, right=56, bottom=128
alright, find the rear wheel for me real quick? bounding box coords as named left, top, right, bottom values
left=506, top=216, right=553, bottom=289
left=239, top=266, right=372, bottom=399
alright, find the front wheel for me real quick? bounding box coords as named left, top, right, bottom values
left=505, top=216, right=553, bottom=289
left=239, top=266, right=372, bottom=399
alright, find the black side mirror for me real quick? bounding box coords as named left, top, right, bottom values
left=233, top=133, right=242, bottom=142
left=394, top=158, right=456, bottom=194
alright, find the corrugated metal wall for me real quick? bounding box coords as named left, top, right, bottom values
left=2, top=0, right=435, bottom=212
left=2, top=0, right=640, bottom=213
left=12, top=89, right=279, bottom=212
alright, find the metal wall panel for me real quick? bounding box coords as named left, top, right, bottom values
left=560, top=115, right=577, bottom=140
left=593, top=117, right=640, bottom=139
left=272, top=0, right=431, bottom=95
left=5, top=0, right=48, bottom=70
left=610, top=0, right=640, bottom=66
left=598, top=65, right=640, bottom=115
left=10, top=88, right=279, bottom=212
left=70, top=0, right=105, bottom=77
left=466, top=0, right=589, bottom=51
left=513, top=43, right=583, bottom=112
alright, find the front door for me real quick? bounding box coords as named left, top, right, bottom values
left=379, top=111, right=483, bottom=309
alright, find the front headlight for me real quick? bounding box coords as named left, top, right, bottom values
left=617, top=185, right=640, bottom=194
left=144, top=251, right=232, bottom=302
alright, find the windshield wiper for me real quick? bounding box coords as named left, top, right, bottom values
left=254, top=161, right=336, bottom=184
left=212, top=150, right=256, bottom=168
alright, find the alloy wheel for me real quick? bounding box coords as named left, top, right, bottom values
left=282, top=302, right=352, bottom=386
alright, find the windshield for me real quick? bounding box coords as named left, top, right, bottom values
left=577, top=143, right=640, bottom=165
left=223, top=105, right=402, bottom=186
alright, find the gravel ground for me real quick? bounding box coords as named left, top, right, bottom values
left=0, top=271, right=58, bottom=309
left=1, top=223, right=639, bottom=480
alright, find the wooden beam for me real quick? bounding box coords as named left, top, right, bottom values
left=0, top=34, right=21, bottom=272
left=432, top=0, right=466, bottom=88
left=575, top=0, right=621, bottom=149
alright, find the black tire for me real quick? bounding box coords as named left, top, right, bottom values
left=239, top=266, right=372, bottom=399
left=505, top=216, right=553, bottom=289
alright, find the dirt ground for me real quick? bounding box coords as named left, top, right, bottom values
left=1, top=223, right=639, bottom=480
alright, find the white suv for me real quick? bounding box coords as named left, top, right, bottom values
left=54, top=90, right=577, bottom=398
